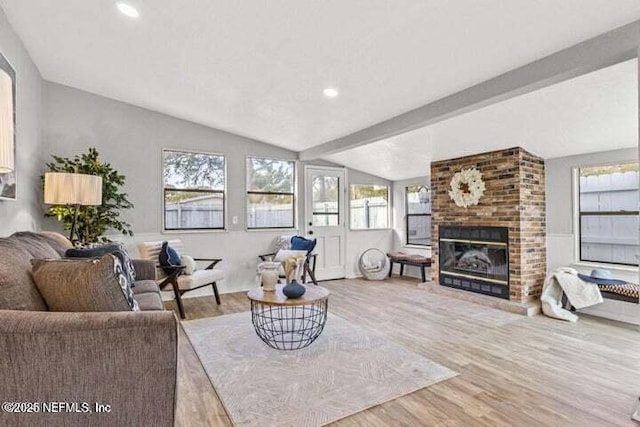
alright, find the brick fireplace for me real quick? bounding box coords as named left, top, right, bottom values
left=431, top=147, right=546, bottom=303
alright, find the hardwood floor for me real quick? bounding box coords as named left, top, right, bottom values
left=171, top=277, right=640, bottom=426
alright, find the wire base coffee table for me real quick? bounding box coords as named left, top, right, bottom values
left=247, top=284, right=330, bottom=350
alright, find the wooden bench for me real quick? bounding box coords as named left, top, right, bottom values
left=387, top=252, right=432, bottom=282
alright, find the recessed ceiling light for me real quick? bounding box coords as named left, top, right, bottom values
left=323, top=88, right=339, bottom=98
left=116, top=2, right=140, bottom=19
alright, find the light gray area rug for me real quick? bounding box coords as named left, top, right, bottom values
left=182, top=312, right=458, bottom=427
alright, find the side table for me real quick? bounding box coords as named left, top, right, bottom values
left=247, top=284, right=330, bottom=350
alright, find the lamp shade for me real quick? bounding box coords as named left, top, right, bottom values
left=0, top=69, right=14, bottom=174
left=44, top=173, right=103, bottom=206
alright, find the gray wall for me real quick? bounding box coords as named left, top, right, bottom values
left=0, top=7, right=43, bottom=235
left=43, top=82, right=393, bottom=290
left=44, top=81, right=298, bottom=234
left=546, top=147, right=638, bottom=235
left=545, top=147, right=639, bottom=324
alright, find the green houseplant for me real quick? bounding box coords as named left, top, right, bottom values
left=44, top=148, right=134, bottom=243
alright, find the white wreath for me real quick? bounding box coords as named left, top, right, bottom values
left=448, top=167, right=486, bottom=208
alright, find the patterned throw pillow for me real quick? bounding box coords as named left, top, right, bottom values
left=112, top=256, right=140, bottom=311
left=159, top=241, right=181, bottom=274
left=66, top=243, right=137, bottom=288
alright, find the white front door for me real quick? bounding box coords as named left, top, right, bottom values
left=304, top=166, right=346, bottom=280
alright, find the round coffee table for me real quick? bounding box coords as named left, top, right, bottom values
left=247, top=283, right=330, bottom=350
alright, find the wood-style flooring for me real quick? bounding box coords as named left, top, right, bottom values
left=171, top=277, right=640, bottom=426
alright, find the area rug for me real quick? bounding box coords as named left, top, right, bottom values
left=182, top=312, right=458, bottom=426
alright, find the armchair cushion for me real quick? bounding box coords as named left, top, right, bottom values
left=173, top=269, right=225, bottom=291
left=159, top=241, right=181, bottom=274
left=180, top=255, right=197, bottom=275
left=137, top=239, right=185, bottom=280
left=31, top=255, right=139, bottom=312
left=291, top=235, right=317, bottom=254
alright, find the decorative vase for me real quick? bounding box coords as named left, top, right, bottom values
left=282, top=280, right=306, bottom=299
left=258, top=262, right=279, bottom=292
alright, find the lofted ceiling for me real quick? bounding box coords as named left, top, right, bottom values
left=325, top=59, right=639, bottom=180
left=0, top=0, right=639, bottom=180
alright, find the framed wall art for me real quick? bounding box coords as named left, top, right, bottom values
left=0, top=50, right=16, bottom=200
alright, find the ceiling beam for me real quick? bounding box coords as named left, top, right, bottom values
left=300, top=20, right=640, bottom=161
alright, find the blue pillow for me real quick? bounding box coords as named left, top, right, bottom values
left=66, top=243, right=137, bottom=288
left=159, top=241, right=181, bottom=274
left=290, top=236, right=317, bottom=254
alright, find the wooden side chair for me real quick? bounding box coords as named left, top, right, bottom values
left=138, top=239, right=224, bottom=319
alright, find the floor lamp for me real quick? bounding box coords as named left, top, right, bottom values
left=44, top=172, right=103, bottom=242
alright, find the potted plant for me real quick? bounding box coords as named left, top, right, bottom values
left=43, top=148, right=134, bottom=243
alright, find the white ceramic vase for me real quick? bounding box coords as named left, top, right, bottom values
left=259, top=262, right=279, bottom=291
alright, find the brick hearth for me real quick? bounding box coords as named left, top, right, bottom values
left=431, top=147, right=546, bottom=303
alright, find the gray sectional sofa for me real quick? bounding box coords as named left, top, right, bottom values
left=0, top=231, right=177, bottom=427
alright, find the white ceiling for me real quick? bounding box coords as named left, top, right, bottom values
left=325, top=59, right=639, bottom=180
left=1, top=0, right=639, bottom=180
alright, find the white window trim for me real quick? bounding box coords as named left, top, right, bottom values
left=404, top=184, right=431, bottom=247
left=161, top=148, right=227, bottom=232
left=245, top=155, right=297, bottom=230
left=348, top=184, right=391, bottom=231
left=571, top=165, right=639, bottom=271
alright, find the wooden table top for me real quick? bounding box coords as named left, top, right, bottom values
left=247, top=283, right=330, bottom=306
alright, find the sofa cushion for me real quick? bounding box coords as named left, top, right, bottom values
left=0, top=238, right=48, bottom=311
left=31, top=254, right=139, bottom=312
left=133, top=280, right=161, bottom=295
left=135, top=292, right=164, bottom=311
left=37, top=231, right=74, bottom=256
left=9, top=232, right=61, bottom=259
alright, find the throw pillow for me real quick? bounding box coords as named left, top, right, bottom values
left=159, top=241, right=181, bottom=274
left=180, top=255, right=197, bottom=275
left=290, top=235, right=317, bottom=254
left=31, top=254, right=140, bottom=312
left=273, top=235, right=292, bottom=252
left=65, top=243, right=137, bottom=289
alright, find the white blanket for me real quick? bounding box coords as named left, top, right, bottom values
left=541, top=267, right=603, bottom=322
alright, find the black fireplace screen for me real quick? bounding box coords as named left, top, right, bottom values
left=439, top=240, right=508, bottom=284
left=438, top=226, right=509, bottom=298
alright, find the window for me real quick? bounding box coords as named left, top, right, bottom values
left=578, top=163, right=639, bottom=266
left=162, top=149, right=225, bottom=230
left=350, top=185, right=389, bottom=229
left=312, top=175, right=339, bottom=226
left=246, top=157, right=295, bottom=229
left=406, top=185, right=431, bottom=246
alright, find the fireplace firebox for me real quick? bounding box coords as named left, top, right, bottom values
left=438, top=226, right=509, bottom=299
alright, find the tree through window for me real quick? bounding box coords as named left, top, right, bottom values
left=162, top=150, right=225, bottom=230
left=246, top=157, right=295, bottom=229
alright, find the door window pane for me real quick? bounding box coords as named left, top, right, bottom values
left=312, top=175, right=339, bottom=226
